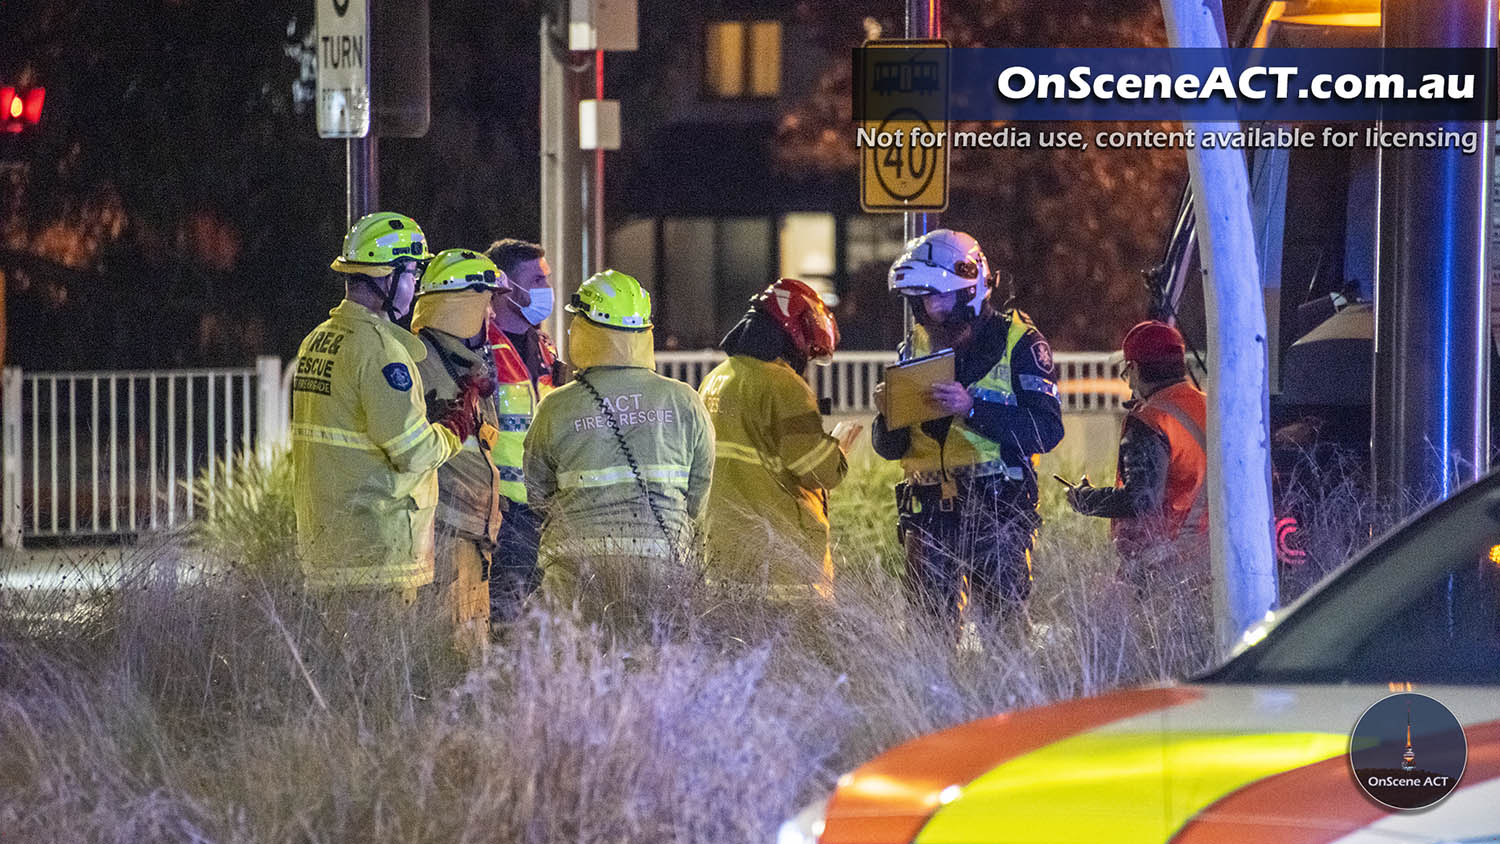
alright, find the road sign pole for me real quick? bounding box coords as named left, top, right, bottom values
left=581, top=49, right=605, bottom=277
left=902, top=0, right=940, bottom=337
left=346, top=135, right=378, bottom=228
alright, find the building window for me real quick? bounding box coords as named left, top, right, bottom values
left=779, top=212, right=837, bottom=305
left=704, top=21, right=781, bottom=99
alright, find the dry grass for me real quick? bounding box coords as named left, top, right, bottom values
left=0, top=444, right=1348, bottom=844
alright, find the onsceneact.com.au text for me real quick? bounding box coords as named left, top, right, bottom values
left=996, top=66, right=1477, bottom=102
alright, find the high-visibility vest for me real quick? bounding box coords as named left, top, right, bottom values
left=488, top=323, right=557, bottom=505
left=1110, top=380, right=1209, bottom=553
left=900, top=311, right=1031, bottom=486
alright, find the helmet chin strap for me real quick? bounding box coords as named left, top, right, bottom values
left=361, top=272, right=407, bottom=324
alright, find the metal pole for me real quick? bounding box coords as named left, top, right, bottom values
left=1372, top=0, right=1496, bottom=512
left=540, top=10, right=584, bottom=358
left=2, top=367, right=21, bottom=549
left=346, top=135, right=379, bottom=228
left=903, top=0, right=939, bottom=337
left=592, top=49, right=606, bottom=274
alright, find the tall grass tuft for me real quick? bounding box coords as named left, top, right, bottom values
left=1, top=447, right=1367, bottom=842
left=188, top=449, right=297, bottom=577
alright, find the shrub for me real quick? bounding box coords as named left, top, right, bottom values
left=188, top=449, right=297, bottom=577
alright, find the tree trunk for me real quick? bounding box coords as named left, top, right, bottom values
left=1159, top=0, right=1278, bottom=653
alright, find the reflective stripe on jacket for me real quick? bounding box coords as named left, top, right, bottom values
left=699, top=355, right=847, bottom=592
left=901, top=311, right=1031, bottom=485
left=291, top=300, right=461, bottom=590
left=523, top=365, right=714, bottom=562
left=415, top=328, right=503, bottom=543
left=488, top=323, right=557, bottom=504
left=1110, top=380, right=1208, bottom=552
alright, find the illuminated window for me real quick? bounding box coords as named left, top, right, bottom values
left=705, top=21, right=781, bottom=98
left=779, top=212, right=836, bottom=303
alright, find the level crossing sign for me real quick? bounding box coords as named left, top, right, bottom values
left=856, top=39, right=950, bottom=213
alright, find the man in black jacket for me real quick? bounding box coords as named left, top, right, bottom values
left=872, top=229, right=1064, bottom=627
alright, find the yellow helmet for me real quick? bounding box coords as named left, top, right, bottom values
left=417, top=249, right=509, bottom=296
left=330, top=212, right=433, bottom=277
left=566, top=269, right=653, bottom=330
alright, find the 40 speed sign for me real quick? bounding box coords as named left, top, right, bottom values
left=855, top=40, right=949, bottom=213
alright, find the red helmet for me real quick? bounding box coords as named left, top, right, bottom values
left=753, top=278, right=840, bottom=365
left=1122, top=320, right=1186, bottom=365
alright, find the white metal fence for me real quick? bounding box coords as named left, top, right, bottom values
left=3, top=351, right=1119, bottom=547
left=656, top=349, right=1126, bottom=413
left=1, top=358, right=285, bottom=547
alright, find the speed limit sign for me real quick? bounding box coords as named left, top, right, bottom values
left=857, top=40, right=949, bottom=213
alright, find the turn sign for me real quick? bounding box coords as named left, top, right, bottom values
left=316, top=0, right=371, bottom=138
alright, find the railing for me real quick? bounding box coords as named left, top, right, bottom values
left=3, top=351, right=1119, bottom=547
left=1, top=358, right=285, bottom=546
left=656, top=349, right=1126, bottom=414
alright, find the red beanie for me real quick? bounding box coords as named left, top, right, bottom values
left=1121, top=320, right=1186, bottom=365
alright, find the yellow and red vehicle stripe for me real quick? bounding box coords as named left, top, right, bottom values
left=819, top=688, right=1202, bottom=844
left=1169, top=720, right=1500, bottom=844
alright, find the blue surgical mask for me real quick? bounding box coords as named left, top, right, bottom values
left=520, top=287, right=553, bottom=326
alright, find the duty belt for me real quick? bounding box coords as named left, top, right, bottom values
left=908, top=458, right=1024, bottom=488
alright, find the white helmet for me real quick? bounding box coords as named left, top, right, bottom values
left=887, top=229, right=991, bottom=316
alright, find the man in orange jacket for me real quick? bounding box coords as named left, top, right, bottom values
left=1066, top=320, right=1208, bottom=592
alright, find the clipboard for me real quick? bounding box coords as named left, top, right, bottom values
left=883, top=349, right=955, bottom=429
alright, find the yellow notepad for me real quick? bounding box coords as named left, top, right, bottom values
left=883, top=349, right=956, bottom=429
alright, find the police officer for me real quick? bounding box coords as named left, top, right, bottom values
left=1067, top=320, right=1208, bottom=593
left=699, top=278, right=861, bottom=600
left=291, top=212, right=463, bottom=600
left=483, top=239, right=565, bottom=621
left=523, top=270, right=714, bottom=620
left=411, top=249, right=509, bottom=653
left=871, top=229, right=1064, bottom=626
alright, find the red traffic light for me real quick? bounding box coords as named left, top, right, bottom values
left=1, top=87, right=45, bottom=132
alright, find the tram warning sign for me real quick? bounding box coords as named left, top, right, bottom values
left=855, top=40, right=949, bottom=213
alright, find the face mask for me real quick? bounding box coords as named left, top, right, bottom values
left=519, top=287, right=554, bottom=326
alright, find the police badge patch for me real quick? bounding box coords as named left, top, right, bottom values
left=1031, top=339, right=1053, bottom=372
left=382, top=362, right=413, bottom=391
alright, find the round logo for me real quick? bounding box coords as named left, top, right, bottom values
left=1349, top=692, right=1466, bottom=810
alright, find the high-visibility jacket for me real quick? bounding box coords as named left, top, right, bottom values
left=699, top=355, right=847, bottom=594
left=291, top=300, right=460, bottom=590
left=414, top=327, right=503, bottom=544
left=901, top=310, right=1034, bottom=485
left=1110, top=380, right=1209, bottom=554
left=523, top=365, right=714, bottom=570
left=487, top=322, right=558, bottom=505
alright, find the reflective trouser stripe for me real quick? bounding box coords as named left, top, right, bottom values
left=302, top=558, right=431, bottom=589
left=549, top=536, right=675, bottom=557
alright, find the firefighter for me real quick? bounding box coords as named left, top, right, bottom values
left=522, top=270, right=714, bottom=620
left=291, top=212, right=464, bottom=601
left=1067, top=320, right=1208, bottom=592
left=411, top=248, right=509, bottom=654
left=483, top=238, right=565, bottom=622
left=871, top=229, right=1064, bottom=626
left=699, top=278, right=862, bottom=599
